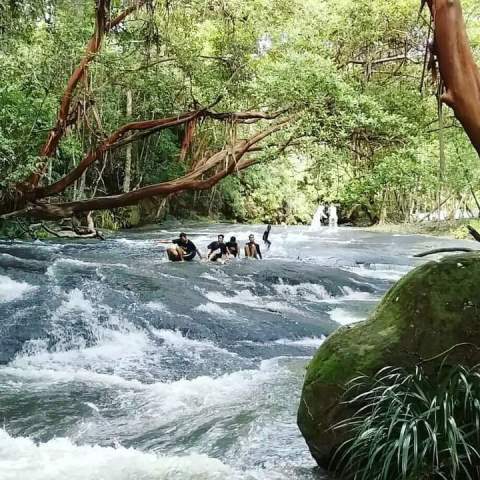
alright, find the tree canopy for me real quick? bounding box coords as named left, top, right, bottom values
left=1, top=0, right=480, bottom=226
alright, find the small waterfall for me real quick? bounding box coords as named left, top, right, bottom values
left=310, top=205, right=325, bottom=230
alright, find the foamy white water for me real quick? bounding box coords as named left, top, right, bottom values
left=328, top=308, right=365, bottom=325
left=274, top=337, right=326, bottom=347
left=205, top=289, right=302, bottom=314
left=0, top=429, right=234, bottom=480
left=273, top=282, right=331, bottom=302
left=1, top=225, right=470, bottom=480
left=194, top=302, right=236, bottom=317
left=0, top=275, right=36, bottom=302
left=345, top=264, right=411, bottom=281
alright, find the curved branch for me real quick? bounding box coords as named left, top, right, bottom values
left=204, top=108, right=288, bottom=122
left=31, top=111, right=201, bottom=200
left=467, top=224, right=480, bottom=243
left=414, top=247, right=474, bottom=257
left=425, top=0, right=480, bottom=156
left=108, top=1, right=146, bottom=30
left=28, top=0, right=146, bottom=188
left=19, top=120, right=289, bottom=219
left=30, top=110, right=290, bottom=202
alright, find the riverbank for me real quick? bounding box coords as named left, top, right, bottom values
left=365, top=218, right=480, bottom=241
left=4, top=210, right=480, bottom=243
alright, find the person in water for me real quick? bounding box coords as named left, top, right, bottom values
left=262, top=224, right=272, bottom=249
left=244, top=234, right=262, bottom=259
left=207, top=234, right=228, bottom=262
left=160, top=233, right=201, bottom=262
left=226, top=236, right=239, bottom=257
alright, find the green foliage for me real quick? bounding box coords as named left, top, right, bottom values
left=333, top=364, right=480, bottom=480
left=2, top=0, right=480, bottom=226
left=219, top=157, right=317, bottom=224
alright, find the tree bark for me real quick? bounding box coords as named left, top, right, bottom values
left=425, top=0, right=480, bottom=156
left=467, top=225, right=480, bottom=243
left=4, top=119, right=289, bottom=220
left=179, top=118, right=196, bottom=163
left=24, top=0, right=146, bottom=190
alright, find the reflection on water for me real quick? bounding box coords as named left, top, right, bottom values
left=0, top=225, right=473, bottom=480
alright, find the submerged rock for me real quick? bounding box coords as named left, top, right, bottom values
left=297, top=253, right=480, bottom=469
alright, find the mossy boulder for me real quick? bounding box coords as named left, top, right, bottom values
left=297, top=253, right=480, bottom=469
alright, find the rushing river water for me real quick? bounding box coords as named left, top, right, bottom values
left=0, top=224, right=474, bottom=480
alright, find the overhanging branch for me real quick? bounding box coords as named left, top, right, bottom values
left=424, top=0, right=480, bottom=156
left=29, top=109, right=290, bottom=202
left=11, top=119, right=290, bottom=220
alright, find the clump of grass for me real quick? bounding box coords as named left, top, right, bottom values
left=332, top=364, right=480, bottom=479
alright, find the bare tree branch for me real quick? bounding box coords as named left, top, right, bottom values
left=414, top=247, right=474, bottom=257
left=10, top=119, right=289, bottom=219
left=25, top=0, right=146, bottom=189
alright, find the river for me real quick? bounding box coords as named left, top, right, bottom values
left=0, top=224, right=474, bottom=480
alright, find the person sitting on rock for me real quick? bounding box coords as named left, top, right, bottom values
left=244, top=234, right=262, bottom=259
left=207, top=234, right=228, bottom=262
left=226, top=236, right=239, bottom=257
left=159, top=232, right=201, bottom=262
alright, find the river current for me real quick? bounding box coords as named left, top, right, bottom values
left=0, top=224, right=474, bottom=480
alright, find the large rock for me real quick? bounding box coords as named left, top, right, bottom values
left=297, top=253, right=480, bottom=469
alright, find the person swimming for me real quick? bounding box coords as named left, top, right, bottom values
left=244, top=234, right=262, bottom=259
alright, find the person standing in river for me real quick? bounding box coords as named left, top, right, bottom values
left=262, top=224, right=272, bottom=249
left=244, top=234, right=262, bottom=259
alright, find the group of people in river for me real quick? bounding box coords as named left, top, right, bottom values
left=159, top=230, right=268, bottom=263
left=316, top=204, right=338, bottom=227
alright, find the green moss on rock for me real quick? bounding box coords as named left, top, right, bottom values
left=298, top=253, right=480, bottom=469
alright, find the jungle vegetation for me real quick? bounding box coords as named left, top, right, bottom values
left=1, top=0, right=480, bottom=228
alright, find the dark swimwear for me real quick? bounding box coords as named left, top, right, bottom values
left=226, top=241, right=239, bottom=257
left=171, top=238, right=197, bottom=261
left=207, top=241, right=227, bottom=261
left=262, top=225, right=272, bottom=249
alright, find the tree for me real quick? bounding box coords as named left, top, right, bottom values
left=0, top=0, right=294, bottom=220
left=3, top=0, right=480, bottom=227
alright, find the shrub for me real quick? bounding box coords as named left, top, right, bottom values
left=332, top=364, right=480, bottom=480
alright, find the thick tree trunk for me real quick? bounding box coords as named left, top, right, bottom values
left=426, top=0, right=480, bottom=156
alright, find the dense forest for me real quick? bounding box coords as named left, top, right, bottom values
left=2, top=0, right=480, bottom=230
